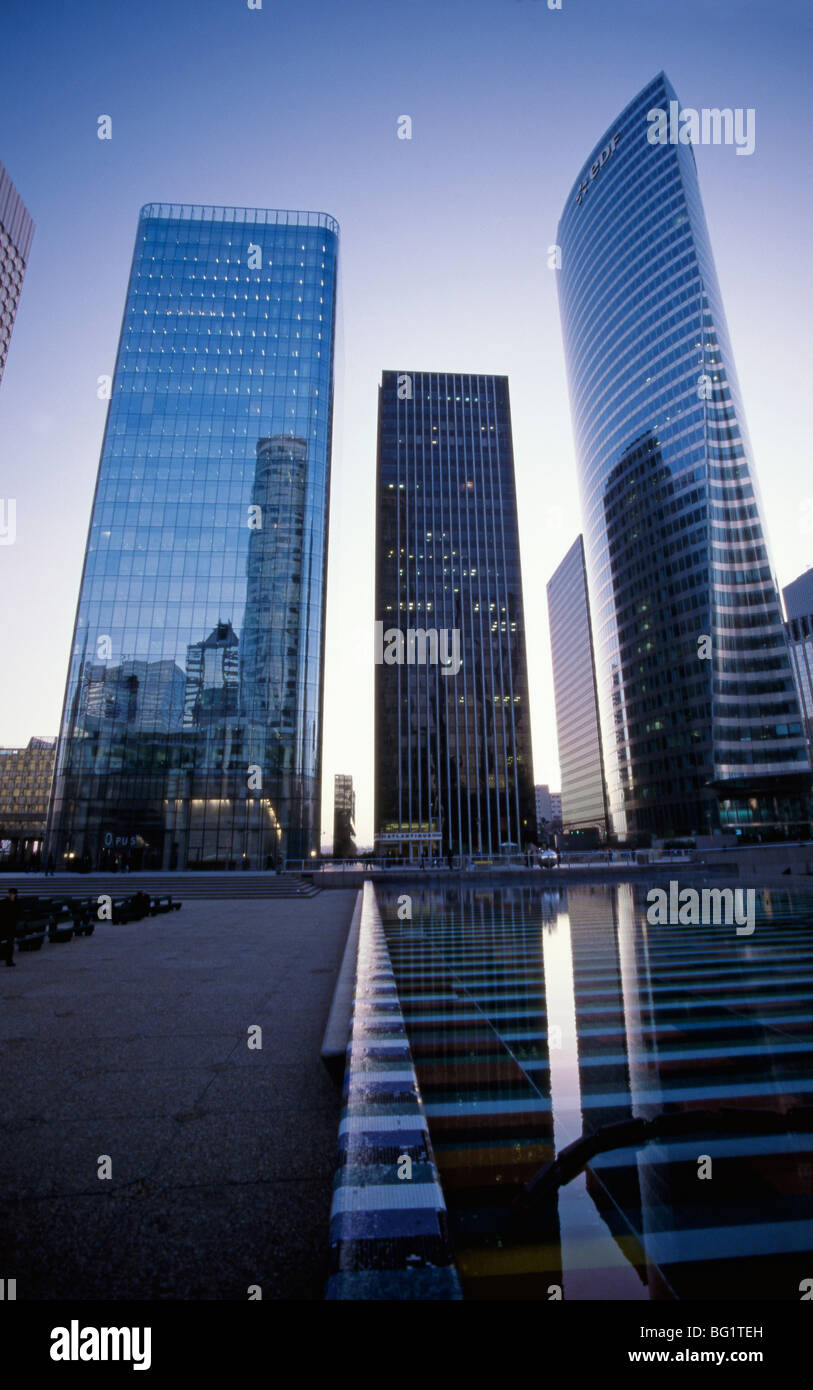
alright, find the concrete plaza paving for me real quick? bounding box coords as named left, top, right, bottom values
left=0, top=892, right=357, bottom=1300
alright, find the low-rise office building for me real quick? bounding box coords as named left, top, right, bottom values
left=0, top=736, right=56, bottom=865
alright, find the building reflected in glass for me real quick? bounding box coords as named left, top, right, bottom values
left=47, top=204, right=338, bottom=868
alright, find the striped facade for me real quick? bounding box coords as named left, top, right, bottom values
left=374, top=371, right=535, bottom=858
left=375, top=881, right=813, bottom=1299
left=326, top=882, right=461, bottom=1299
left=547, top=535, right=609, bottom=835
left=0, top=160, right=34, bottom=384
left=557, top=73, right=811, bottom=841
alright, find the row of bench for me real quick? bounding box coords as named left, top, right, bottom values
left=14, top=893, right=182, bottom=950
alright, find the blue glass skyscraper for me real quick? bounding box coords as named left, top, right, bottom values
left=0, top=160, right=34, bottom=386
left=48, top=204, right=338, bottom=868
left=557, top=74, right=810, bottom=840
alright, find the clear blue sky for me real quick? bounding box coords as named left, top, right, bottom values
left=1, top=0, right=811, bottom=844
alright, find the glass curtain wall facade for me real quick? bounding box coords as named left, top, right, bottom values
left=557, top=73, right=810, bottom=841
left=374, top=371, right=535, bottom=858
left=783, top=574, right=813, bottom=755
left=786, top=614, right=813, bottom=753
left=48, top=204, right=338, bottom=869
left=0, top=160, right=34, bottom=384
left=547, top=535, right=608, bottom=836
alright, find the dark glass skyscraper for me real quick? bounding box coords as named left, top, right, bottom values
left=557, top=73, right=810, bottom=841
left=374, top=371, right=535, bottom=858
left=0, top=160, right=34, bottom=385
left=48, top=204, right=338, bottom=868
left=547, top=536, right=608, bottom=836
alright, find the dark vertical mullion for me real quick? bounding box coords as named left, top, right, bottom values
left=476, top=375, right=498, bottom=852
left=425, top=369, right=436, bottom=850
left=469, top=374, right=491, bottom=853
left=429, top=371, right=443, bottom=858
left=440, top=373, right=456, bottom=858
left=485, top=377, right=513, bottom=846
left=395, top=382, right=404, bottom=846
left=493, top=376, right=523, bottom=847
left=452, top=375, right=472, bottom=856
left=458, top=374, right=476, bottom=854
left=416, top=374, right=426, bottom=847
left=405, top=378, right=414, bottom=851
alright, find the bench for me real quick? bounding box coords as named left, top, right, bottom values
left=150, top=894, right=182, bottom=915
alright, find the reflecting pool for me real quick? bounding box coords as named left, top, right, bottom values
left=375, top=882, right=813, bottom=1300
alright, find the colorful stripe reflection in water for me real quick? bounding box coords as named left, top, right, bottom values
left=375, top=881, right=813, bottom=1300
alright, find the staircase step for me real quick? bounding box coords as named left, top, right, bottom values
left=3, top=873, right=321, bottom=901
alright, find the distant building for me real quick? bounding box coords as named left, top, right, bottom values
left=534, top=785, right=562, bottom=842
left=784, top=571, right=813, bottom=752
left=333, top=774, right=357, bottom=858
left=0, top=160, right=34, bottom=385
left=0, top=736, right=56, bottom=863
left=374, top=370, right=535, bottom=858
left=547, top=537, right=608, bottom=837
left=535, top=785, right=552, bottom=839
left=784, top=568, right=813, bottom=623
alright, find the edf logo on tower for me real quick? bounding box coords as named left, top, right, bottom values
left=575, top=132, right=621, bottom=206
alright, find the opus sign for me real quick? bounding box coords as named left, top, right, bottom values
left=575, top=132, right=621, bottom=206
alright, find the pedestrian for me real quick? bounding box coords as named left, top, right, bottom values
left=0, top=887, right=20, bottom=967
left=46, top=853, right=55, bottom=877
